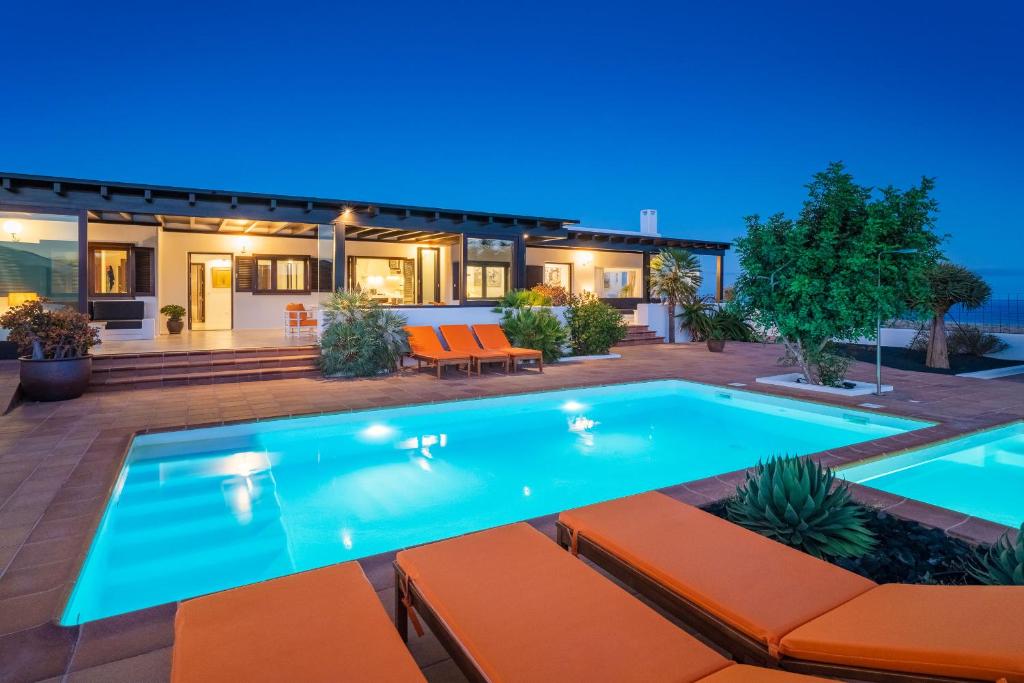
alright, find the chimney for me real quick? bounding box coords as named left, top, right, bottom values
left=640, top=209, right=658, bottom=236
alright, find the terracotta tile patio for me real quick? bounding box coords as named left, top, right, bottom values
left=0, top=342, right=1021, bottom=682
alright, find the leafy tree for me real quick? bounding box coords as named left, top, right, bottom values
left=920, top=262, right=992, bottom=369
left=649, top=248, right=702, bottom=343
left=735, top=163, right=942, bottom=385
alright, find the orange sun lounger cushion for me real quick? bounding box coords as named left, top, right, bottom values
left=396, top=522, right=732, bottom=682
left=472, top=323, right=541, bottom=358
left=172, top=562, right=425, bottom=683
left=558, top=491, right=877, bottom=651
left=779, top=583, right=1024, bottom=682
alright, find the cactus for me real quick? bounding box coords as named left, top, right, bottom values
left=967, top=525, right=1024, bottom=585
left=726, top=455, right=876, bottom=559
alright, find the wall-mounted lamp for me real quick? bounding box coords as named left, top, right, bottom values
left=3, top=220, right=23, bottom=242
left=237, top=236, right=251, bottom=255
left=576, top=250, right=593, bottom=267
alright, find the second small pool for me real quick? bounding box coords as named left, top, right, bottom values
left=842, top=421, right=1024, bottom=529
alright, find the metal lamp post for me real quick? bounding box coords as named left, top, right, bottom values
left=876, top=248, right=919, bottom=395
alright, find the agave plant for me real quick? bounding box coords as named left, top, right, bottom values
left=726, top=455, right=877, bottom=559
left=967, top=524, right=1024, bottom=585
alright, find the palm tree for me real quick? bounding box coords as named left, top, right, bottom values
left=649, top=248, right=702, bottom=343
left=923, top=262, right=991, bottom=369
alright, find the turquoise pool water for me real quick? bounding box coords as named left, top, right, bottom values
left=842, top=421, right=1024, bottom=529
left=62, top=379, right=927, bottom=624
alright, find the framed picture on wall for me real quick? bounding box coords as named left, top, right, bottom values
left=211, top=267, right=231, bottom=288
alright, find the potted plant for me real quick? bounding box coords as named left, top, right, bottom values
left=160, top=304, right=186, bottom=334
left=705, top=306, right=758, bottom=352
left=0, top=299, right=100, bottom=401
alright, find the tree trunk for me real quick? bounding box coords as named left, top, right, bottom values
left=666, top=297, right=676, bottom=344
left=781, top=337, right=819, bottom=385
left=925, top=313, right=950, bottom=369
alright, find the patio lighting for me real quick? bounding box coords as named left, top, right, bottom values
left=3, top=219, right=23, bottom=242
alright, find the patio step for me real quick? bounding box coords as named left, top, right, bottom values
left=617, top=325, right=664, bottom=347
left=90, top=346, right=320, bottom=390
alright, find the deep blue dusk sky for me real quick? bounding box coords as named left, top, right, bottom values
left=3, top=2, right=1021, bottom=293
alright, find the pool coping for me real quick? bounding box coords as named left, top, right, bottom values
left=2, top=347, right=1022, bottom=682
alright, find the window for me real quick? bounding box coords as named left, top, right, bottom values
left=1, top=210, right=80, bottom=308
left=90, top=245, right=131, bottom=296
left=348, top=256, right=415, bottom=305
left=85, top=243, right=154, bottom=299
left=598, top=268, right=641, bottom=298
left=465, top=238, right=513, bottom=300
left=253, top=255, right=310, bottom=294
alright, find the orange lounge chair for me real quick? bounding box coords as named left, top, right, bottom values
left=439, top=324, right=509, bottom=375
left=403, top=325, right=471, bottom=379
left=285, top=302, right=319, bottom=336
left=472, top=323, right=543, bottom=372
left=556, top=492, right=1024, bottom=683
left=394, top=522, right=828, bottom=683
left=172, top=562, right=425, bottom=683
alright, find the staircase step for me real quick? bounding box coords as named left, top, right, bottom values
left=615, top=337, right=664, bottom=347
left=92, top=354, right=319, bottom=379
left=90, top=365, right=321, bottom=390
left=92, top=346, right=318, bottom=368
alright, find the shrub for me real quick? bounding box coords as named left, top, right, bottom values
left=726, top=455, right=876, bottom=559
left=565, top=292, right=627, bottom=355
left=500, top=307, right=566, bottom=363
left=967, top=524, right=1024, bottom=585
left=318, top=290, right=409, bottom=377
left=531, top=283, right=571, bottom=306
left=493, top=288, right=550, bottom=312
left=947, top=325, right=1008, bottom=357
left=907, top=325, right=1007, bottom=357
left=0, top=299, right=99, bottom=360
left=159, top=304, right=186, bottom=321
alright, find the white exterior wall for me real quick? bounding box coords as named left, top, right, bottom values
left=398, top=305, right=567, bottom=327
left=636, top=303, right=691, bottom=343
left=855, top=327, right=1024, bottom=361
left=157, top=231, right=322, bottom=331
left=525, top=246, right=643, bottom=296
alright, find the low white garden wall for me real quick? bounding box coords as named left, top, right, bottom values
left=395, top=305, right=568, bottom=327
left=635, top=303, right=690, bottom=343
left=852, top=328, right=1024, bottom=361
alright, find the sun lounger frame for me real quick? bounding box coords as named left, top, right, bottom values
left=554, top=522, right=986, bottom=683
left=394, top=563, right=489, bottom=683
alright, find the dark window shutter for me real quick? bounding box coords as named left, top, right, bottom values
left=133, top=247, right=155, bottom=295
left=524, top=265, right=544, bottom=289
left=236, top=256, right=255, bottom=291
left=308, top=258, right=319, bottom=292
left=317, top=259, right=333, bottom=292
left=451, top=262, right=460, bottom=301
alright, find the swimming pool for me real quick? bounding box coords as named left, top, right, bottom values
left=842, top=421, right=1024, bottom=529
left=62, top=379, right=927, bottom=624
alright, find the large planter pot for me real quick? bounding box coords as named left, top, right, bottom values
left=706, top=339, right=726, bottom=353
left=166, top=318, right=184, bottom=334
left=19, top=355, right=93, bottom=401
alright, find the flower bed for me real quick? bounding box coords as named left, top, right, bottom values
left=703, top=500, right=979, bottom=585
